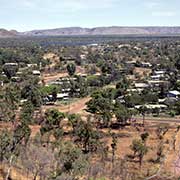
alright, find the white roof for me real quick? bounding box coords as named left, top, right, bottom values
left=62, top=88, right=71, bottom=92
left=168, top=90, right=180, bottom=96
left=154, top=70, right=165, bottom=75
left=135, top=104, right=167, bottom=109
left=27, top=63, right=38, bottom=67
left=134, top=83, right=149, bottom=88
left=4, top=63, right=18, bottom=66
left=151, top=75, right=163, bottom=79
left=57, top=93, right=69, bottom=98
left=32, top=70, right=41, bottom=75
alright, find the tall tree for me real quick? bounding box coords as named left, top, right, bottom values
left=67, top=63, right=76, bottom=76
left=40, top=109, right=65, bottom=139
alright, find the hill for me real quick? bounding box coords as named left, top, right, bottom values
left=2, top=27, right=180, bottom=37
left=21, top=26, right=180, bottom=36
left=0, top=29, right=18, bottom=37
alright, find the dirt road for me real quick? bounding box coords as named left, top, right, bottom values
left=42, top=66, right=86, bottom=84
left=42, top=97, right=91, bottom=115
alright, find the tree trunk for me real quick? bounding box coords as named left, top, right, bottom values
left=5, top=155, right=14, bottom=180
left=143, top=115, right=145, bottom=127
left=33, top=171, right=38, bottom=180
left=139, top=156, right=142, bottom=169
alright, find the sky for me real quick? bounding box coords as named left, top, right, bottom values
left=0, top=0, right=180, bottom=32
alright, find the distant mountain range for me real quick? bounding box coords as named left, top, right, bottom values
left=2, top=26, right=180, bottom=37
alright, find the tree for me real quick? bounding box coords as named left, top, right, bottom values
left=0, top=84, right=20, bottom=123
left=2, top=122, right=31, bottom=180
left=20, top=143, right=55, bottom=180
left=156, top=141, right=164, bottom=163
left=21, top=84, right=42, bottom=107
left=174, top=101, right=180, bottom=115
left=138, top=105, right=148, bottom=127
left=54, top=141, right=89, bottom=179
left=86, top=91, right=113, bottom=127
left=0, top=130, right=12, bottom=162
left=68, top=113, right=81, bottom=134
left=140, top=132, right=149, bottom=144
left=156, top=124, right=169, bottom=140
left=20, top=101, right=34, bottom=125
left=75, top=118, right=100, bottom=153
left=116, top=77, right=130, bottom=94
left=110, top=133, right=117, bottom=166
left=40, top=109, right=65, bottom=138
left=3, top=64, right=18, bottom=79
left=114, top=103, right=131, bottom=125
left=67, top=63, right=76, bottom=76
left=130, top=139, right=148, bottom=168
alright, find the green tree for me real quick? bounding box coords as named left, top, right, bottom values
left=54, top=141, right=89, bottom=179
left=140, top=132, right=149, bottom=144
left=114, top=103, right=131, bottom=125
left=20, top=101, right=34, bottom=125
left=75, top=118, right=100, bottom=153
left=67, top=63, right=76, bottom=76
left=3, top=64, right=18, bottom=79
left=40, top=109, right=65, bottom=139
left=68, top=113, right=81, bottom=133
left=86, top=91, right=113, bottom=127
left=138, top=105, right=148, bottom=127
left=21, top=84, right=42, bottom=107
left=130, top=139, right=148, bottom=168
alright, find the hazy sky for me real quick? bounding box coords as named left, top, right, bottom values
left=0, top=0, right=179, bottom=31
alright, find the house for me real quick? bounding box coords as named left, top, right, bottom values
left=27, top=64, right=38, bottom=68
left=42, top=95, right=55, bottom=105
left=125, top=60, right=137, bottom=66
left=151, top=75, right=163, bottom=81
left=56, top=93, right=69, bottom=101
left=32, top=70, right=41, bottom=76
left=167, top=90, right=180, bottom=99
left=154, top=70, right=166, bottom=75
left=148, top=80, right=169, bottom=89
left=127, top=88, right=143, bottom=93
left=4, top=63, right=18, bottom=66
left=140, top=62, right=152, bottom=68
left=135, top=104, right=167, bottom=111
left=61, top=88, right=71, bottom=93
left=134, top=83, right=149, bottom=89
left=11, top=76, right=21, bottom=82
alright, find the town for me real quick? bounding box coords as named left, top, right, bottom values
left=0, top=36, right=180, bottom=180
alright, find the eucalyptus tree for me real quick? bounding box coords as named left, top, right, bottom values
left=67, top=63, right=76, bottom=76
left=40, top=109, right=65, bottom=141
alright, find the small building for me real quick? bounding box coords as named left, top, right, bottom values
left=135, top=104, right=167, bottom=111
left=154, top=70, right=166, bottom=75
left=56, top=93, right=69, bottom=101
left=42, top=95, right=55, bottom=105
left=27, top=64, right=38, bottom=68
left=148, top=80, right=169, bottom=88
left=4, top=63, right=18, bottom=66
left=61, top=88, right=71, bottom=93
left=134, top=83, right=149, bottom=89
left=32, top=70, right=41, bottom=76
left=140, top=62, right=152, bottom=68
left=167, top=90, right=180, bottom=99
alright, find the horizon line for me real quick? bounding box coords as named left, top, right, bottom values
left=3, top=25, right=180, bottom=32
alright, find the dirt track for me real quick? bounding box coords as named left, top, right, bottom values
left=42, top=66, right=86, bottom=84
left=42, top=97, right=91, bottom=115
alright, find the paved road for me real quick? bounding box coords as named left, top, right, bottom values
left=135, top=116, right=180, bottom=124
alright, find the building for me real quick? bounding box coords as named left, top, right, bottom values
left=32, top=70, right=41, bottom=76
left=56, top=93, right=69, bottom=101
left=167, top=90, right=180, bottom=99
left=134, top=83, right=149, bottom=89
